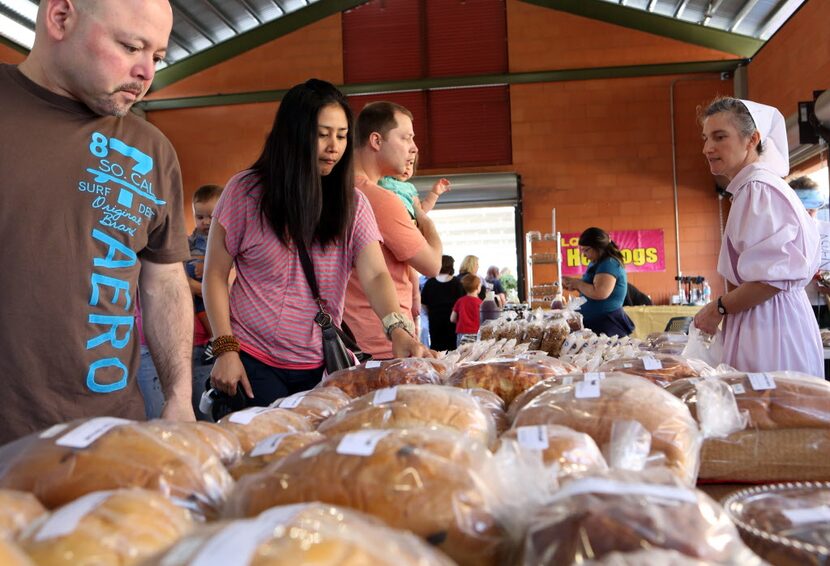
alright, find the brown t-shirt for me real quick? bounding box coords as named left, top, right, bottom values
left=0, top=65, right=189, bottom=444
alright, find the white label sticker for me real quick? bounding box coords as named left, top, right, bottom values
left=373, top=387, right=398, bottom=405
left=562, top=376, right=574, bottom=385
left=278, top=394, right=306, bottom=409
left=747, top=373, right=776, bottom=391
left=55, top=417, right=131, bottom=449
left=782, top=506, right=830, bottom=525
left=622, top=363, right=633, bottom=369
left=516, top=426, right=549, bottom=450
left=731, top=383, right=746, bottom=395
left=549, top=478, right=697, bottom=505
left=249, top=433, right=289, bottom=458
left=228, top=407, right=273, bottom=425
left=336, top=430, right=391, bottom=456
left=642, top=357, right=663, bottom=371
left=365, top=360, right=382, bottom=369
left=40, top=423, right=69, bottom=439
left=35, top=491, right=113, bottom=541
left=575, top=375, right=601, bottom=399
left=189, top=504, right=305, bottom=566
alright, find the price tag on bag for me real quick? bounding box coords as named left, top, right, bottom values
left=731, top=383, right=746, bottom=395
left=747, top=373, right=776, bottom=391
left=336, top=430, right=391, bottom=456
left=56, top=417, right=131, bottom=449
left=517, top=426, right=549, bottom=450
left=35, top=491, right=113, bottom=541
left=365, top=360, right=382, bottom=369
left=228, top=407, right=273, bottom=425
left=575, top=375, right=601, bottom=399
left=250, top=433, right=289, bottom=457
left=562, top=376, right=574, bottom=386
left=642, top=356, right=663, bottom=371
left=278, top=394, right=306, bottom=409
left=373, top=387, right=398, bottom=405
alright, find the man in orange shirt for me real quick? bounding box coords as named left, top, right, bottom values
left=344, top=102, right=443, bottom=358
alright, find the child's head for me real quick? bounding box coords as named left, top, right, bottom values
left=192, top=184, right=223, bottom=234
left=461, top=274, right=481, bottom=295
left=398, top=153, right=418, bottom=182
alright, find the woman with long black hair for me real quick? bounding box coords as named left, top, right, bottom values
left=562, top=227, right=635, bottom=337
left=203, top=79, right=429, bottom=407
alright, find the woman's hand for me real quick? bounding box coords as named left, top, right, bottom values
left=390, top=328, right=435, bottom=358
left=561, top=276, right=581, bottom=292
left=693, top=301, right=723, bottom=335
left=210, top=352, right=253, bottom=398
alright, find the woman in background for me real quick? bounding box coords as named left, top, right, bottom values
left=562, top=227, right=634, bottom=337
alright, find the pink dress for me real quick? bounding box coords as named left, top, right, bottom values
left=718, top=163, right=823, bottom=376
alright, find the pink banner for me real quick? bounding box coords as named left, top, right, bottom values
left=561, top=229, right=665, bottom=275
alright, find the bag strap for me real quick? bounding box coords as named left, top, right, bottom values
left=296, top=241, right=327, bottom=316
left=297, top=241, right=368, bottom=358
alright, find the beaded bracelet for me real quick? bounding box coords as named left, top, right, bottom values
left=211, top=335, right=240, bottom=357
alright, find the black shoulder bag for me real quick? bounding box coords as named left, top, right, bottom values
left=296, top=242, right=371, bottom=373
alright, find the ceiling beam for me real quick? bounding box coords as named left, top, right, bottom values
left=0, top=31, right=28, bottom=55
left=140, top=58, right=744, bottom=112
left=728, top=0, right=761, bottom=32
left=199, top=0, right=240, bottom=34
left=519, top=0, right=763, bottom=58
left=674, top=0, right=691, bottom=18
left=149, top=0, right=368, bottom=93
left=170, top=2, right=218, bottom=44
left=701, top=0, right=725, bottom=26
left=0, top=4, right=34, bottom=30
left=756, top=0, right=799, bottom=39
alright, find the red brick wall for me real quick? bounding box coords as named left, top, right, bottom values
left=507, top=0, right=737, bottom=72
left=0, top=43, right=25, bottom=64
left=747, top=0, right=830, bottom=115
left=144, top=1, right=740, bottom=301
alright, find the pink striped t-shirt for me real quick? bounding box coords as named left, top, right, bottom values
left=214, top=171, right=382, bottom=369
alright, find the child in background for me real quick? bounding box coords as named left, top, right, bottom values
left=187, top=184, right=223, bottom=419
left=451, top=274, right=483, bottom=347
left=187, top=184, right=223, bottom=338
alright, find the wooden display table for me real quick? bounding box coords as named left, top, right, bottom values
left=623, top=305, right=703, bottom=339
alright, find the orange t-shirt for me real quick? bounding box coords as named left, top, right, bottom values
left=343, top=176, right=426, bottom=358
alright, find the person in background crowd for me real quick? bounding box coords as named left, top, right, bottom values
left=484, top=265, right=507, bottom=307
left=623, top=282, right=653, bottom=306
left=421, top=255, right=464, bottom=351
left=451, top=274, right=484, bottom=347
left=204, top=80, right=430, bottom=408
left=187, top=184, right=224, bottom=339
left=790, top=175, right=830, bottom=328
left=694, top=97, right=821, bottom=376
left=562, top=227, right=635, bottom=337
left=418, top=275, right=430, bottom=347
left=0, top=0, right=195, bottom=444
left=343, top=102, right=443, bottom=359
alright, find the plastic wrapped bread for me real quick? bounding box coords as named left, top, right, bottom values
left=507, top=374, right=585, bottom=421
left=319, top=359, right=447, bottom=398
left=141, top=420, right=243, bottom=466
left=217, top=407, right=313, bottom=453
left=223, top=428, right=513, bottom=566
left=644, top=332, right=689, bottom=355
left=498, top=425, right=607, bottom=479
left=522, top=469, right=764, bottom=566
left=722, top=482, right=830, bottom=565
left=317, top=385, right=496, bottom=449
left=142, top=503, right=456, bottom=566
left=598, top=354, right=704, bottom=387
left=0, top=418, right=233, bottom=518
left=446, top=359, right=576, bottom=405
left=667, top=371, right=830, bottom=430
left=0, top=539, right=33, bottom=566
left=228, top=431, right=325, bottom=480
left=0, top=490, right=46, bottom=540
left=512, top=373, right=702, bottom=484
left=465, top=388, right=510, bottom=435
left=580, top=549, right=719, bottom=565
left=268, top=387, right=352, bottom=427
left=19, top=488, right=193, bottom=565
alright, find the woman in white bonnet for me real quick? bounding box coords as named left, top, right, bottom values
left=694, top=97, right=822, bottom=376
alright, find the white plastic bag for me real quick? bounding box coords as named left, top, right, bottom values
left=682, top=324, right=723, bottom=367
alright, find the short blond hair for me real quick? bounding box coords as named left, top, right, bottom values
left=459, top=255, right=479, bottom=275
